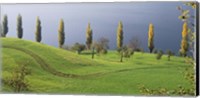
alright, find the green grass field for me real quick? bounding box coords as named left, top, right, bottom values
left=0, top=38, right=192, bottom=95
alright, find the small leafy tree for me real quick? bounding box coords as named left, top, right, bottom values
left=71, top=43, right=86, bottom=54
left=17, top=14, right=23, bottom=39
left=35, top=16, right=42, bottom=42
left=153, top=49, right=158, bottom=54
left=86, top=23, right=93, bottom=50
left=119, top=46, right=134, bottom=62
left=117, top=21, right=123, bottom=51
left=58, top=19, right=65, bottom=48
left=4, top=64, right=31, bottom=92
left=156, top=50, right=163, bottom=60
left=166, top=50, right=173, bottom=61
left=148, top=23, right=154, bottom=53
left=2, top=15, right=8, bottom=37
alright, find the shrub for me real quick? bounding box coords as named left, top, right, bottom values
left=93, top=37, right=109, bottom=54
left=128, top=36, right=142, bottom=51
left=101, top=49, right=107, bottom=54
left=4, top=64, right=31, bottom=92
left=166, top=50, right=173, bottom=61
left=71, top=43, right=86, bottom=54
left=62, top=45, right=71, bottom=50
left=129, top=48, right=135, bottom=55
left=153, top=49, right=158, bottom=54
left=134, top=48, right=143, bottom=52
left=119, top=46, right=134, bottom=62
left=117, top=48, right=122, bottom=53
left=156, top=50, right=163, bottom=60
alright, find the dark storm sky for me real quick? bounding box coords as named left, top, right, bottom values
left=0, top=2, right=195, bottom=53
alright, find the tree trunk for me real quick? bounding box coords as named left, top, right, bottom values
left=149, top=48, right=153, bottom=53
left=92, top=47, right=94, bottom=59
left=120, top=53, right=123, bottom=62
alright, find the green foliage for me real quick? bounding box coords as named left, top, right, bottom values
left=117, top=21, right=123, bottom=50
left=119, top=46, right=134, bottom=62
left=86, top=23, right=93, bottom=50
left=123, top=47, right=134, bottom=58
left=139, top=85, right=170, bottom=95
left=2, top=15, right=9, bottom=37
left=101, top=49, right=107, bottom=54
left=71, top=42, right=86, bottom=54
left=166, top=50, right=173, bottom=61
left=35, top=16, right=42, bottom=42
left=58, top=19, right=65, bottom=48
left=156, top=50, right=163, bottom=60
left=3, top=63, right=31, bottom=92
left=17, top=14, right=23, bottom=39
left=184, top=57, right=195, bottom=95
left=139, top=85, right=194, bottom=96
left=153, top=49, right=158, bottom=54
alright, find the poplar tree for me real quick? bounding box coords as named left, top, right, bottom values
left=86, top=23, right=93, bottom=49
left=148, top=23, right=154, bottom=53
left=2, top=15, right=8, bottom=37
left=17, top=14, right=23, bottom=39
left=58, top=19, right=65, bottom=48
left=35, top=16, right=42, bottom=42
left=117, top=21, right=123, bottom=50
left=179, top=22, right=188, bottom=57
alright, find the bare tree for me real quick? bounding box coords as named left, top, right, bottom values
left=128, top=36, right=142, bottom=51
left=94, top=37, right=109, bottom=54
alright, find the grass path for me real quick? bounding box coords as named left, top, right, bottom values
left=1, top=38, right=192, bottom=94
left=3, top=45, right=180, bottom=79
left=3, top=45, right=80, bottom=78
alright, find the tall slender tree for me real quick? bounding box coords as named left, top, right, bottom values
left=117, top=21, right=123, bottom=50
left=86, top=23, right=93, bottom=50
left=2, top=15, right=8, bottom=37
left=148, top=23, right=154, bottom=53
left=58, top=19, right=65, bottom=48
left=35, top=16, right=42, bottom=42
left=17, top=14, right=23, bottom=39
left=179, top=22, right=188, bottom=57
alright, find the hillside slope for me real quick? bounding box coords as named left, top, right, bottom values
left=0, top=38, right=192, bottom=94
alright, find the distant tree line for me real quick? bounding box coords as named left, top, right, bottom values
left=0, top=14, right=189, bottom=60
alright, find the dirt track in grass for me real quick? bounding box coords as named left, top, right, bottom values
left=3, top=45, right=179, bottom=79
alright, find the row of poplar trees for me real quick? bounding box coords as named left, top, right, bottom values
left=1, top=14, right=189, bottom=55
left=2, top=14, right=24, bottom=39
left=1, top=14, right=64, bottom=48
left=116, top=21, right=188, bottom=56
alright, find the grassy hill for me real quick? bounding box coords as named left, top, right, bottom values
left=0, top=38, right=192, bottom=95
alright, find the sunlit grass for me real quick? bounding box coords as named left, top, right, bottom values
left=1, top=37, right=192, bottom=95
